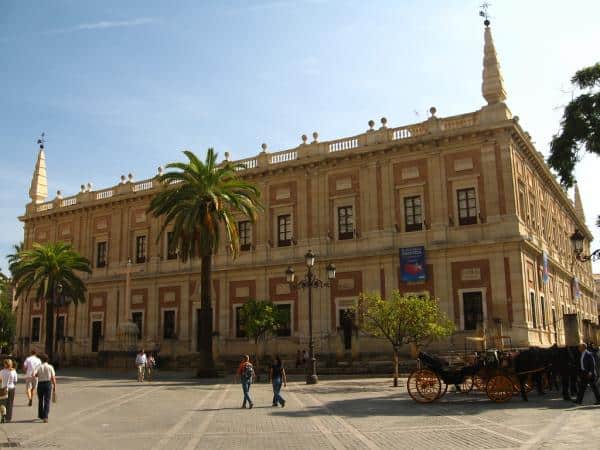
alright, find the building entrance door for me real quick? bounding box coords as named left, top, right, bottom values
left=91, top=321, right=102, bottom=352
left=339, top=309, right=354, bottom=350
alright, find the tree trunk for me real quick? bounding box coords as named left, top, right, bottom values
left=197, top=254, right=215, bottom=377
left=45, top=300, right=55, bottom=363
left=393, top=347, right=399, bottom=387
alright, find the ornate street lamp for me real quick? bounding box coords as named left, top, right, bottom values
left=285, top=250, right=336, bottom=384
left=570, top=229, right=600, bottom=262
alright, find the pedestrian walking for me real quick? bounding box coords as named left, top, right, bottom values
left=237, top=355, right=254, bottom=409
left=302, top=349, right=309, bottom=366
left=146, top=353, right=156, bottom=381
left=34, top=354, right=56, bottom=423
left=270, top=355, right=287, bottom=407
left=574, top=343, right=600, bottom=405
left=23, top=350, right=41, bottom=407
left=135, top=349, right=147, bottom=382
left=0, top=359, right=18, bottom=423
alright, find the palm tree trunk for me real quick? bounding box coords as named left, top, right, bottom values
left=45, top=300, right=55, bottom=362
left=197, top=254, right=215, bottom=377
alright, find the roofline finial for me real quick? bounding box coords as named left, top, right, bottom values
left=479, top=2, right=491, bottom=27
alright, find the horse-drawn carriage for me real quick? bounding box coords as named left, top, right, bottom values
left=407, top=348, right=548, bottom=403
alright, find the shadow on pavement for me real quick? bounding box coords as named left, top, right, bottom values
left=275, top=391, right=597, bottom=418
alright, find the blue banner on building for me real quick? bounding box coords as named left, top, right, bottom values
left=542, top=251, right=549, bottom=284
left=400, top=246, right=426, bottom=282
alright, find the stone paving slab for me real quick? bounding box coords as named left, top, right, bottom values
left=1, top=371, right=600, bottom=449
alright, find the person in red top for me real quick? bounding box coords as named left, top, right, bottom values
left=237, top=355, right=254, bottom=409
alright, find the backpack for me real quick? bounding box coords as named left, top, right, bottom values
left=242, top=363, right=254, bottom=382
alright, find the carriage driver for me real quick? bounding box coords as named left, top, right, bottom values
left=574, top=343, right=600, bottom=405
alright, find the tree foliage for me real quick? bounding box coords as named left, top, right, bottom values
left=354, top=291, right=454, bottom=386
left=10, top=242, right=91, bottom=360
left=548, top=63, right=600, bottom=188
left=0, top=273, right=16, bottom=353
left=148, top=149, right=262, bottom=261
left=238, top=299, right=282, bottom=345
left=147, top=149, right=262, bottom=375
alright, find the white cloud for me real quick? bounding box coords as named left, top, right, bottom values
left=48, top=17, right=157, bottom=34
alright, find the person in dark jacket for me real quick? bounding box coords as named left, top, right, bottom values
left=574, top=343, right=600, bottom=405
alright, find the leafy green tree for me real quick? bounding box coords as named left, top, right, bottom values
left=0, top=273, right=16, bottom=354
left=10, top=242, right=91, bottom=361
left=548, top=63, right=600, bottom=189
left=238, top=299, right=282, bottom=380
left=354, top=291, right=454, bottom=387
left=7, top=242, right=23, bottom=276
left=148, top=149, right=262, bottom=375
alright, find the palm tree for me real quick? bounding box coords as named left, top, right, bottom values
left=11, top=242, right=91, bottom=362
left=148, top=149, right=262, bottom=375
left=7, top=242, right=24, bottom=277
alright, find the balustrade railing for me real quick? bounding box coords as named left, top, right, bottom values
left=30, top=112, right=480, bottom=214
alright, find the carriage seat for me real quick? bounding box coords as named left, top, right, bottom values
left=418, top=352, right=449, bottom=371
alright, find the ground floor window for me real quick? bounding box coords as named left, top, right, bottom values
left=530, top=291, right=537, bottom=328
left=462, top=291, right=483, bottom=331
left=163, top=310, right=176, bottom=339
left=275, top=304, right=292, bottom=337
left=235, top=306, right=247, bottom=338
left=31, top=317, right=41, bottom=342
left=131, top=311, right=143, bottom=340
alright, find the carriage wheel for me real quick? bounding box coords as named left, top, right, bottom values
left=438, top=382, right=448, bottom=399
left=407, top=369, right=441, bottom=403
left=486, top=375, right=513, bottom=403
left=457, top=375, right=474, bottom=394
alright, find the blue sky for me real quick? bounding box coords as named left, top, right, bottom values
left=1, top=0, right=600, bottom=274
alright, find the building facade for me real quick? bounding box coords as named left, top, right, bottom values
left=14, top=24, right=598, bottom=365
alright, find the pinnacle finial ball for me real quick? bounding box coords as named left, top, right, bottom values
left=261, top=143, right=267, bottom=152
left=301, top=134, right=308, bottom=143
left=380, top=117, right=387, bottom=125
left=484, top=19, right=490, bottom=27
left=224, top=152, right=230, bottom=160
left=430, top=106, right=437, bottom=117
left=368, top=120, right=375, bottom=129
left=312, top=131, right=319, bottom=141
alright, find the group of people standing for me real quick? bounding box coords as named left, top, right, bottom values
left=236, top=355, right=287, bottom=409
left=134, top=349, right=156, bottom=382
left=0, top=350, right=57, bottom=423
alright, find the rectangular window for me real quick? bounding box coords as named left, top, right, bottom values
left=463, top=291, right=483, bottom=331
left=337, top=206, right=354, bottom=240
left=163, top=310, right=175, bottom=339
left=166, top=232, right=177, bottom=260
left=131, top=312, right=143, bottom=340
left=235, top=306, right=247, bottom=338
left=238, top=221, right=252, bottom=251
left=404, top=196, right=423, bottom=232
left=31, top=317, right=41, bottom=342
left=277, top=214, right=292, bottom=247
left=457, top=188, right=477, bottom=225
left=275, top=304, right=292, bottom=337
left=540, top=295, right=546, bottom=329
left=530, top=292, right=537, bottom=327
left=518, top=182, right=527, bottom=220
left=96, top=241, right=107, bottom=268
left=135, top=235, right=147, bottom=263
left=56, top=316, right=65, bottom=341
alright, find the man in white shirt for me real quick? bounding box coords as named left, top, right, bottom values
left=33, top=353, right=56, bottom=423
left=135, top=350, right=147, bottom=382
left=23, top=350, right=42, bottom=407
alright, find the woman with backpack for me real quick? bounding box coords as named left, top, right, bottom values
left=269, top=355, right=287, bottom=407
left=236, top=355, right=254, bottom=409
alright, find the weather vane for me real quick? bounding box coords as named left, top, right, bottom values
left=479, top=2, right=491, bottom=26
left=37, top=132, right=45, bottom=150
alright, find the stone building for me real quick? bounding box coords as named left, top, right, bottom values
left=14, top=23, right=598, bottom=365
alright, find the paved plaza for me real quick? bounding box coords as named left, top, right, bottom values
left=1, top=370, right=599, bottom=449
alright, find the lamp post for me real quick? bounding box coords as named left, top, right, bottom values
left=570, top=229, right=600, bottom=262
left=285, top=250, right=336, bottom=384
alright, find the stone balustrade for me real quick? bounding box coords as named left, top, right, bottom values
left=28, top=111, right=481, bottom=215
